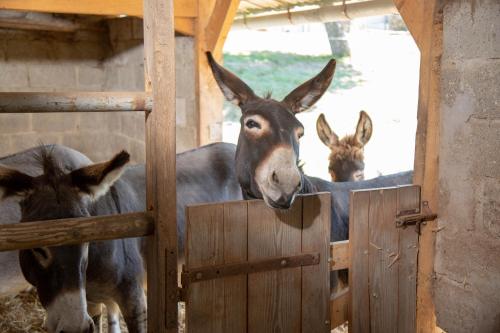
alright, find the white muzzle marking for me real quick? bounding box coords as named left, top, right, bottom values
left=46, top=289, right=93, bottom=333
left=255, top=146, right=301, bottom=205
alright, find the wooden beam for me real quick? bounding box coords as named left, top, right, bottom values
left=393, top=0, right=424, bottom=50
left=0, top=212, right=153, bottom=252
left=143, top=0, right=178, bottom=331
left=0, top=0, right=197, bottom=18
left=330, top=240, right=349, bottom=271
left=411, top=1, right=443, bottom=332
left=195, top=0, right=223, bottom=146
left=205, top=0, right=240, bottom=58
left=175, top=17, right=195, bottom=36
left=331, top=288, right=349, bottom=330
left=0, top=92, right=152, bottom=113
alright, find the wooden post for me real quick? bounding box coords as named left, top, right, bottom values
left=394, top=0, right=443, bottom=332
left=195, top=0, right=240, bottom=146
left=143, top=0, right=178, bottom=331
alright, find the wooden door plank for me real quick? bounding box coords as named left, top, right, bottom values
left=397, top=186, right=420, bottom=333
left=331, top=288, right=349, bottom=329
left=330, top=240, right=350, bottom=271
left=302, top=193, right=331, bottom=333
left=222, top=201, right=248, bottom=333
left=368, top=188, right=399, bottom=333
left=348, top=191, right=371, bottom=333
left=186, top=204, right=225, bottom=333
left=248, top=199, right=302, bottom=333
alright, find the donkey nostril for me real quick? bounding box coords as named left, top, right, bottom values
left=272, top=171, right=280, bottom=185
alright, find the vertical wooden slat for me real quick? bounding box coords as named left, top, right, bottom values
left=349, top=191, right=370, bottom=333
left=222, top=201, right=248, bottom=333
left=301, top=193, right=331, bottom=333
left=143, top=0, right=177, bottom=331
left=186, top=204, right=225, bottom=333
left=248, top=199, right=302, bottom=333
left=368, top=189, right=399, bottom=333
left=397, top=186, right=420, bottom=333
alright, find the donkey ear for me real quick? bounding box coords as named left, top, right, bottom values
left=206, top=52, right=257, bottom=106
left=0, top=166, right=35, bottom=199
left=70, top=151, right=130, bottom=200
left=282, top=59, right=336, bottom=114
left=316, top=114, right=339, bottom=147
left=354, top=111, right=373, bottom=146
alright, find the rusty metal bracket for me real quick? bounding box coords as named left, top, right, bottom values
left=395, top=201, right=437, bottom=235
left=181, top=252, right=319, bottom=287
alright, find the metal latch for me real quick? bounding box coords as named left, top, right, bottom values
left=395, top=201, right=437, bottom=234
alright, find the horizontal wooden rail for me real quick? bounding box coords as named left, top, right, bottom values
left=0, top=212, right=154, bottom=251
left=0, top=92, right=152, bottom=113
left=330, top=240, right=349, bottom=271
left=331, top=287, right=349, bottom=329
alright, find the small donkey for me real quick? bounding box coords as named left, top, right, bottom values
left=0, top=147, right=146, bottom=333
left=316, top=111, right=373, bottom=182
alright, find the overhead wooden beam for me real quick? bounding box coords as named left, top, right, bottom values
left=205, top=0, right=240, bottom=58
left=175, top=17, right=195, bottom=36
left=0, top=0, right=197, bottom=18
left=0, top=212, right=153, bottom=252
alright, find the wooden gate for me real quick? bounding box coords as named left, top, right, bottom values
left=182, top=193, right=331, bottom=333
left=348, top=185, right=423, bottom=333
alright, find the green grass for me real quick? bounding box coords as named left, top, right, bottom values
left=222, top=52, right=363, bottom=122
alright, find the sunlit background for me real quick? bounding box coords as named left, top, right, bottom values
left=222, top=14, right=420, bottom=181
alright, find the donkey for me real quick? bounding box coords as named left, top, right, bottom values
left=206, top=53, right=412, bottom=288
left=0, top=147, right=147, bottom=333
left=0, top=142, right=242, bottom=332
left=316, top=111, right=373, bottom=182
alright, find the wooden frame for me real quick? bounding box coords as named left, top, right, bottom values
left=0, top=0, right=178, bottom=332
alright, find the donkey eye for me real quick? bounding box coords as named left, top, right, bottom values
left=31, top=247, right=52, bottom=267
left=245, top=119, right=261, bottom=129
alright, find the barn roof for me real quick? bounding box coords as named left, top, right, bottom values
left=237, top=0, right=371, bottom=16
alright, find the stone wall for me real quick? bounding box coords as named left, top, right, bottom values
left=0, top=18, right=196, bottom=163
left=435, top=1, right=500, bottom=332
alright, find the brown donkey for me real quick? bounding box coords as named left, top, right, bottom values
left=316, top=111, right=372, bottom=182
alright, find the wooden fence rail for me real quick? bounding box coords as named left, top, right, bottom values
left=0, top=92, right=152, bottom=113
left=0, top=212, right=153, bottom=251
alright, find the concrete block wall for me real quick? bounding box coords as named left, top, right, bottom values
left=0, top=18, right=197, bottom=164
left=435, top=1, right=500, bottom=332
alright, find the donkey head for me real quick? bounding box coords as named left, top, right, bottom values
left=316, top=111, right=372, bottom=182
left=0, top=148, right=130, bottom=333
left=207, top=52, right=335, bottom=209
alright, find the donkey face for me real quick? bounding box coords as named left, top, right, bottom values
left=207, top=52, right=336, bottom=209
left=316, top=111, right=372, bottom=182
left=0, top=149, right=130, bottom=333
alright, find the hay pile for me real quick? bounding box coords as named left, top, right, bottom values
left=0, top=289, right=46, bottom=333
left=0, top=289, right=186, bottom=333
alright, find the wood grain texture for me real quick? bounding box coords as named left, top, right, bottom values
left=0, top=0, right=197, bottom=18
left=143, top=0, right=177, bottom=331
left=302, top=193, right=331, bottom=333
left=368, top=188, right=398, bottom=333
left=397, top=186, right=420, bottom=333
left=205, top=0, right=241, bottom=58
left=331, top=288, right=349, bottom=329
left=410, top=1, right=442, bottom=332
left=0, top=212, right=153, bottom=252
left=348, top=190, right=370, bottom=333
left=248, top=199, right=302, bottom=333
left=222, top=201, right=248, bottom=333
left=186, top=204, right=225, bottom=333
left=0, top=92, right=152, bottom=113
left=330, top=240, right=349, bottom=271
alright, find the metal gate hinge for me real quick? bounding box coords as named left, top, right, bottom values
left=395, top=201, right=437, bottom=235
